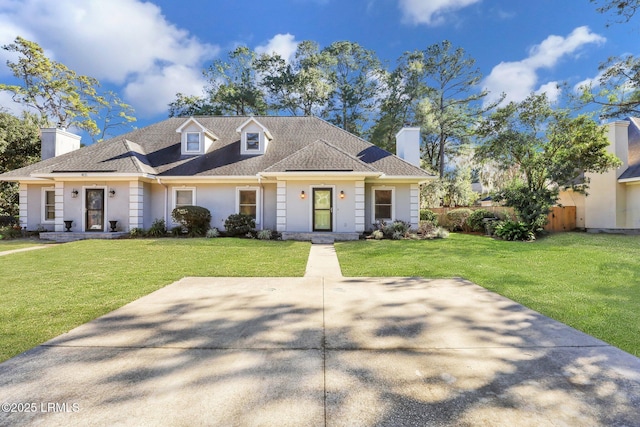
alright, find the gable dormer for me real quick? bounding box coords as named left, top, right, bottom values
left=176, top=117, right=219, bottom=156
left=236, top=117, right=273, bottom=156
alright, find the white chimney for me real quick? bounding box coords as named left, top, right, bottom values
left=395, top=127, right=421, bottom=167
left=41, top=128, right=81, bottom=160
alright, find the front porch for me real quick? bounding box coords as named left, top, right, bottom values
left=39, top=232, right=129, bottom=243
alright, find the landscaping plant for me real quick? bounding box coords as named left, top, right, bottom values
left=171, top=205, right=211, bottom=237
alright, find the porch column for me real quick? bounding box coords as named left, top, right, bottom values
left=54, top=182, right=64, bottom=232
left=410, top=183, right=420, bottom=229
left=19, top=184, right=28, bottom=229
left=276, top=181, right=286, bottom=232
left=355, top=181, right=365, bottom=232
left=129, top=181, right=144, bottom=231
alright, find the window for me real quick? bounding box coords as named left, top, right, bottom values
left=175, top=189, right=195, bottom=208
left=42, top=188, right=55, bottom=222
left=185, top=132, right=201, bottom=152
left=239, top=190, right=257, bottom=219
left=373, top=187, right=394, bottom=221
left=246, top=132, right=260, bottom=150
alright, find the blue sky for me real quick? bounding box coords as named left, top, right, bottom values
left=0, top=0, right=637, bottom=136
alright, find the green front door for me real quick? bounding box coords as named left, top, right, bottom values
left=313, top=188, right=332, bottom=231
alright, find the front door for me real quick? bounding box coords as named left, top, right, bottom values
left=86, top=189, right=105, bottom=232
left=313, top=188, right=333, bottom=231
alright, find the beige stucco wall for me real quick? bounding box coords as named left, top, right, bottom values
left=624, top=183, right=640, bottom=228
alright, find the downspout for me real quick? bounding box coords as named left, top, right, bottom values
left=156, top=178, right=169, bottom=226
left=257, top=174, right=264, bottom=230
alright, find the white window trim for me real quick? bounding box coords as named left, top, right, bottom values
left=41, top=187, right=55, bottom=224
left=235, top=186, right=261, bottom=225
left=172, top=187, right=196, bottom=209
left=241, top=131, right=264, bottom=155
left=245, top=132, right=260, bottom=151
left=184, top=132, right=202, bottom=154
left=372, top=186, right=395, bottom=223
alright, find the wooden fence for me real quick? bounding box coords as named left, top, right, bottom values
left=429, top=206, right=576, bottom=232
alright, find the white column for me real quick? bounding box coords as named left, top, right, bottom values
left=276, top=181, right=286, bottom=232
left=355, top=181, right=365, bottom=232
left=19, top=184, right=28, bottom=229
left=129, top=181, right=144, bottom=231
left=410, top=183, right=420, bottom=229
left=54, top=182, right=64, bottom=232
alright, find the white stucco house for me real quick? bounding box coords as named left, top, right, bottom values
left=0, top=116, right=433, bottom=240
left=556, top=118, right=640, bottom=232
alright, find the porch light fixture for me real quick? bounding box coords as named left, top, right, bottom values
left=300, top=190, right=306, bottom=199
left=71, top=189, right=79, bottom=198
left=109, top=189, right=116, bottom=198
left=339, top=190, right=345, bottom=199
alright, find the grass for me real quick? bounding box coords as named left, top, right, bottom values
left=0, top=238, right=310, bottom=362
left=0, top=238, right=52, bottom=251
left=335, top=232, right=640, bottom=357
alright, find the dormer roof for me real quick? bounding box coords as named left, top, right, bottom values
left=175, top=117, right=219, bottom=140
left=235, top=117, right=273, bottom=140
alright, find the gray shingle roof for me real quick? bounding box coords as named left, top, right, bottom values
left=0, top=116, right=433, bottom=179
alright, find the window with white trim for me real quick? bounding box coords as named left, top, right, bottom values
left=185, top=132, right=201, bottom=152
left=373, top=187, right=394, bottom=222
left=42, top=188, right=55, bottom=222
left=174, top=188, right=195, bottom=209
left=245, top=132, right=260, bottom=151
left=239, top=189, right=257, bottom=219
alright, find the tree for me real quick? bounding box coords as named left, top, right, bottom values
left=0, top=37, right=104, bottom=134
left=92, top=91, right=136, bottom=143
left=0, top=111, right=42, bottom=216
left=254, top=40, right=332, bottom=116
left=475, top=93, right=621, bottom=232
left=590, top=0, right=640, bottom=24
left=322, top=41, right=382, bottom=136
left=418, top=41, right=495, bottom=178
left=578, top=55, right=640, bottom=119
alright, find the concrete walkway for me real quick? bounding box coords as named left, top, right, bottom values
left=305, top=243, right=343, bottom=277
left=1, top=245, right=640, bottom=426
left=0, top=245, right=55, bottom=257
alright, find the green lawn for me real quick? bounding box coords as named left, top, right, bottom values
left=0, top=238, right=310, bottom=362
left=0, top=239, right=52, bottom=251
left=335, top=232, right=640, bottom=357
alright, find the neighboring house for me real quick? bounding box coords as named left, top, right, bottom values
left=558, top=118, right=640, bottom=232
left=0, top=116, right=433, bottom=240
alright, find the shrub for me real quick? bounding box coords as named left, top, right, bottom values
left=147, top=218, right=167, bottom=237
left=445, top=208, right=473, bottom=231
left=170, top=226, right=185, bottom=237
left=206, top=228, right=220, bottom=238
left=371, top=229, right=384, bottom=240
left=224, top=213, right=255, bottom=237
left=466, top=209, right=499, bottom=232
left=257, top=229, right=272, bottom=240
left=435, top=227, right=450, bottom=239
left=0, top=216, right=17, bottom=227
left=129, top=227, right=146, bottom=238
left=391, top=231, right=404, bottom=240
left=0, top=225, right=23, bottom=239
left=419, top=209, right=438, bottom=225
left=171, top=206, right=211, bottom=237
left=494, top=220, right=535, bottom=241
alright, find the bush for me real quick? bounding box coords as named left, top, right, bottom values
left=171, top=206, right=211, bottom=237
left=206, top=228, right=220, bottom=238
left=494, top=220, right=535, bottom=241
left=0, top=216, right=17, bottom=227
left=445, top=208, right=473, bottom=231
left=170, top=226, right=184, bottom=237
left=371, top=229, right=384, bottom=240
left=0, top=225, right=23, bottom=239
left=466, top=209, right=499, bottom=232
left=435, top=227, right=450, bottom=239
left=419, top=209, right=438, bottom=225
left=147, top=218, right=167, bottom=237
left=257, top=229, right=272, bottom=240
left=224, top=213, right=255, bottom=237
left=129, top=227, right=146, bottom=238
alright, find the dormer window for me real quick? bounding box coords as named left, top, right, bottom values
left=237, top=117, right=272, bottom=156
left=246, top=132, right=260, bottom=151
left=186, top=132, right=201, bottom=152
left=176, top=117, right=219, bottom=156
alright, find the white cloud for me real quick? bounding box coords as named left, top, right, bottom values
left=0, top=0, right=218, bottom=118
left=398, top=0, right=482, bottom=26
left=483, top=26, right=605, bottom=107
left=255, top=33, right=299, bottom=63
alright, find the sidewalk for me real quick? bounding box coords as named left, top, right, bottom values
left=304, top=243, right=342, bottom=277
left=0, top=245, right=54, bottom=257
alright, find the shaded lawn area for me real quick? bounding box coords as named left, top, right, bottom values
left=0, top=238, right=310, bottom=362
left=335, top=232, right=640, bottom=357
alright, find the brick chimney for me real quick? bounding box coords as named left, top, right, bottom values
left=41, top=128, right=81, bottom=160
left=395, top=127, right=421, bottom=167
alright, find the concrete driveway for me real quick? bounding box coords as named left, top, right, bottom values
left=1, top=273, right=640, bottom=426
